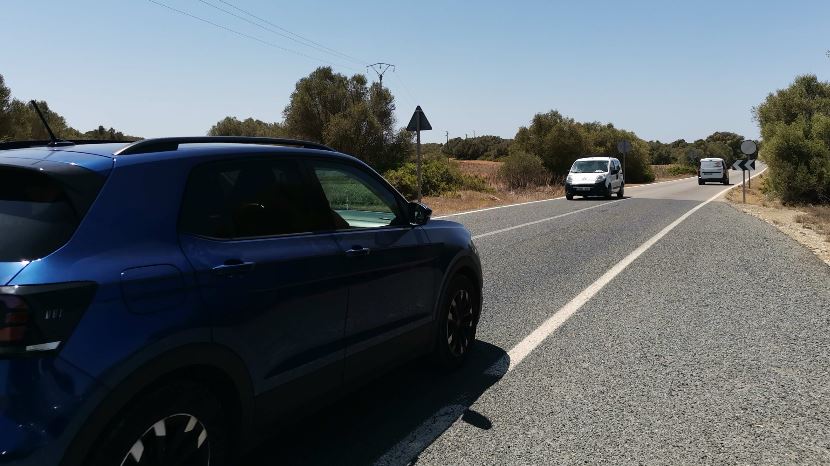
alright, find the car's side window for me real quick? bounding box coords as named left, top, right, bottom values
left=310, top=161, right=402, bottom=229
left=179, top=158, right=335, bottom=239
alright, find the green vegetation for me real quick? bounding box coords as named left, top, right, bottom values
left=384, top=156, right=488, bottom=198
left=498, top=150, right=549, bottom=189
left=0, top=73, right=139, bottom=141
left=211, top=67, right=411, bottom=173
left=648, top=132, right=743, bottom=170
left=207, top=116, right=286, bottom=138
left=442, top=135, right=511, bottom=160
left=755, top=74, right=830, bottom=204
left=513, top=111, right=655, bottom=183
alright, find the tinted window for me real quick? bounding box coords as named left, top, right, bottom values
left=311, top=162, right=401, bottom=229
left=0, top=166, right=82, bottom=261
left=179, top=159, right=334, bottom=238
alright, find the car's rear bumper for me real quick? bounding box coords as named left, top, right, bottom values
left=0, top=356, right=102, bottom=465
left=565, top=181, right=608, bottom=196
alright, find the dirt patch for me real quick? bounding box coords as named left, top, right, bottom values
left=724, top=173, right=830, bottom=267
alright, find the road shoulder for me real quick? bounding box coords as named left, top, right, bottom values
left=722, top=173, right=830, bottom=267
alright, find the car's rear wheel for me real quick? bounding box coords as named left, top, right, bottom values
left=433, top=275, right=480, bottom=369
left=88, top=381, right=230, bottom=466
left=565, top=193, right=574, bottom=200
left=698, top=179, right=704, bottom=185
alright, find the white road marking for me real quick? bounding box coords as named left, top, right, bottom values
left=374, top=168, right=767, bottom=466
left=505, top=167, right=766, bottom=370
left=472, top=199, right=626, bottom=240
left=374, top=405, right=468, bottom=466
left=435, top=173, right=707, bottom=219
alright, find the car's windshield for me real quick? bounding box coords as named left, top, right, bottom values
left=570, top=160, right=609, bottom=173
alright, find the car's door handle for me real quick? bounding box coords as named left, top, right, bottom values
left=212, top=260, right=256, bottom=276
left=345, top=246, right=371, bottom=257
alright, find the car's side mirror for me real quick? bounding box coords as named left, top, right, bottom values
left=408, top=201, right=432, bottom=225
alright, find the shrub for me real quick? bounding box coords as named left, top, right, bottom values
left=384, top=157, right=490, bottom=198
left=755, top=74, right=830, bottom=203
left=498, top=151, right=549, bottom=189
left=668, top=164, right=697, bottom=176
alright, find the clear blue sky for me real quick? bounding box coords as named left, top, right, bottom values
left=2, top=0, right=828, bottom=143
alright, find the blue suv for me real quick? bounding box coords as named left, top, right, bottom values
left=0, top=137, right=482, bottom=466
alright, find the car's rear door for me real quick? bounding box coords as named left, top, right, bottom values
left=306, top=159, right=440, bottom=384
left=177, top=156, right=348, bottom=418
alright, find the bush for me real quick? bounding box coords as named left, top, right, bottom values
left=498, top=151, right=549, bottom=189
left=668, top=164, right=697, bottom=176
left=755, top=75, right=830, bottom=203
left=384, top=157, right=489, bottom=198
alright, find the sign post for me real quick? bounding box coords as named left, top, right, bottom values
left=406, top=106, right=432, bottom=201
left=617, top=140, right=631, bottom=175
left=732, top=158, right=756, bottom=203
left=736, top=140, right=758, bottom=201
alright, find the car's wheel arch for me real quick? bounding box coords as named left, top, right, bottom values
left=433, top=253, right=482, bottom=323
left=61, top=343, right=255, bottom=466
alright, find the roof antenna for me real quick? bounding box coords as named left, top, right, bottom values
left=29, top=100, right=73, bottom=147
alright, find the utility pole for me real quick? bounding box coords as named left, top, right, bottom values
left=445, top=131, right=449, bottom=145
left=366, top=63, right=395, bottom=89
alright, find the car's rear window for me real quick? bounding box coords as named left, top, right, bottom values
left=0, top=165, right=98, bottom=261
left=701, top=160, right=722, bottom=169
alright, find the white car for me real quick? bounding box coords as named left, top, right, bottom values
left=698, top=157, right=729, bottom=185
left=565, top=156, right=625, bottom=200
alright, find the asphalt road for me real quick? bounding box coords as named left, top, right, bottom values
left=245, top=164, right=830, bottom=465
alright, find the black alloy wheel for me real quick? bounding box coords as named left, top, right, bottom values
left=433, top=275, right=479, bottom=369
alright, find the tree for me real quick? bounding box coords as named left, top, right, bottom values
left=754, top=74, right=830, bottom=203
left=208, top=116, right=287, bottom=138
left=282, top=67, right=411, bottom=172
left=514, top=111, right=589, bottom=175
left=0, top=74, right=11, bottom=140
left=514, top=111, right=653, bottom=182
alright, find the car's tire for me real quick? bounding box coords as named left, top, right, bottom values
left=86, top=381, right=230, bottom=466
left=432, top=275, right=480, bottom=370
left=604, top=184, right=613, bottom=199
left=617, top=183, right=624, bottom=199
left=565, top=193, right=574, bottom=200
left=698, top=179, right=704, bottom=185
left=723, top=176, right=729, bottom=185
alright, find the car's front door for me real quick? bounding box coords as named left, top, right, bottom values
left=306, top=160, right=440, bottom=383
left=177, top=156, right=347, bottom=417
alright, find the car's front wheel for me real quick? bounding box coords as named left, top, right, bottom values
left=433, top=275, right=480, bottom=369
left=88, top=381, right=230, bottom=466
left=617, top=183, right=625, bottom=199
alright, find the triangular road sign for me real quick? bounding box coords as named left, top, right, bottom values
left=406, top=106, right=432, bottom=132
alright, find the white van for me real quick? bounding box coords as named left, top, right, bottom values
left=698, top=157, right=729, bottom=185
left=565, top=156, right=624, bottom=200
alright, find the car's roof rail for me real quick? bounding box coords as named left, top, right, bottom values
left=0, top=140, right=135, bottom=151
left=114, top=136, right=335, bottom=155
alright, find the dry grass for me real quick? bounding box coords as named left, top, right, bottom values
left=424, top=186, right=565, bottom=216
left=796, top=205, right=830, bottom=240
left=420, top=159, right=568, bottom=215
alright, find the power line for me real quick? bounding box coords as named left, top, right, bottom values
left=145, top=0, right=360, bottom=72
left=216, top=0, right=368, bottom=67
left=195, top=0, right=366, bottom=67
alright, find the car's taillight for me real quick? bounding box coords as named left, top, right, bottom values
left=0, top=282, right=97, bottom=356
